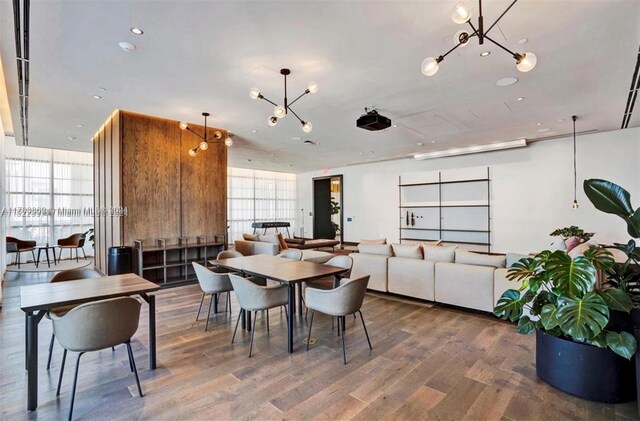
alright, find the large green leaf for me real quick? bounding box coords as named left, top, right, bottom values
left=540, top=303, right=560, bottom=330
left=584, top=179, right=640, bottom=238
left=606, top=331, right=637, bottom=360
left=587, top=332, right=607, bottom=348
left=598, top=288, right=633, bottom=312
left=583, top=247, right=615, bottom=271
left=557, top=292, right=609, bottom=340
left=506, top=258, right=538, bottom=282
left=531, top=290, right=557, bottom=315
left=546, top=251, right=597, bottom=297
left=516, top=316, right=536, bottom=335
left=493, top=289, right=523, bottom=322
left=584, top=179, right=634, bottom=216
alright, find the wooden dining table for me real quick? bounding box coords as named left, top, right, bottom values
left=210, top=255, right=348, bottom=353
left=20, top=273, right=160, bottom=411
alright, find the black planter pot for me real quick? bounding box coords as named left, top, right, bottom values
left=536, top=330, right=636, bottom=403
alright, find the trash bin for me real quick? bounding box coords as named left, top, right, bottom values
left=108, top=246, right=133, bottom=275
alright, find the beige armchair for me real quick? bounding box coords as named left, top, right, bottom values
left=192, top=262, right=234, bottom=331
left=57, top=233, right=86, bottom=262
left=228, top=274, right=289, bottom=357
left=305, top=275, right=372, bottom=364
left=50, top=297, right=144, bottom=420
left=47, top=268, right=104, bottom=371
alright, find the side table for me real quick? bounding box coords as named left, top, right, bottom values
left=35, top=245, right=58, bottom=268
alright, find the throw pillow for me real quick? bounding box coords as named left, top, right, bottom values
left=564, top=236, right=581, bottom=251
left=360, top=238, right=387, bottom=245
left=455, top=249, right=506, bottom=268
left=243, top=233, right=260, bottom=241
left=277, top=233, right=289, bottom=250
left=358, top=243, right=393, bottom=256
left=423, top=245, right=457, bottom=262
left=391, top=243, right=423, bottom=259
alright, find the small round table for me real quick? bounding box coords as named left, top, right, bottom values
left=35, top=245, right=58, bottom=268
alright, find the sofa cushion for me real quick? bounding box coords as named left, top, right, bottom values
left=360, top=238, right=387, bottom=245
left=391, top=244, right=423, bottom=259
left=350, top=252, right=388, bottom=292
left=243, top=233, right=260, bottom=241
left=435, top=262, right=495, bottom=312
left=388, top=257, right=435, bottom=301
left=358, top=243, right=393, bottom=256
left=455, top=250, right=506, bottom=268
left=423, top=245, right=457, bottom=262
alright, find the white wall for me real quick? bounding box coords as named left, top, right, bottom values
left=297, top=128, right=640, bottom=254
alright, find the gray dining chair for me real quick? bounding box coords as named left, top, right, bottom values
left=46, top=268, right=104, bottom=370
left=279, top=249, right=303, bottom=261
left=192, top=262, right=234, bottom=331
left=217, top=250, right=243, bottom=259
left=228, top=274, right=289, bottom=357
left=303, top=255, right=353, bottom=319
left=50, top=297, right=143, bottom=420
left=305, top=275, right=372, bottom=364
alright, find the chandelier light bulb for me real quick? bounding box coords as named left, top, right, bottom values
left=213, top=131, right=222, bottom=139
left=225, top=137, right=233, bottom=146
left=451, top=1, right=472, bottom=24
left=421, top=57, right=440, bottom=76
left=188, top=148, right=197, bottom=157
left=453, top=30, right=469, bottom=47
left=268, top=115, right=278, bottom=127
left=249, top=87, right=261, bottom=99
left=274, top=105, right=287, bottom=118
left=572, top=200, right=579, bottom=209
left=307, top=81, right=319, bottom=94
left=516, top=52, right=537, bottom=72
left=302, top=121, right=313, bottom=133
left=199, top=141, right=208, bottom=150
left=179, top=121, right=188, bottom=130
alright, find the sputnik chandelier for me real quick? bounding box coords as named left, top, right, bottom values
left=250, top=68, right=317, bottom=133
left=180, top=112, right=233, bottom=157
left=421, top=0, right=537, bottom=77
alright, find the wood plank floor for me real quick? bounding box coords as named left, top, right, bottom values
left=1, top=271, right=637, bottom=420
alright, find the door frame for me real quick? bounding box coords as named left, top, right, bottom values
left=312, top=174, right=344, bottom=244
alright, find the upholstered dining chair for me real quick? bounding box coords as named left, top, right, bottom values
left=303, top=255, right=353, bottom=319
left=305, top=275, right=372, bottom=364
left=57, top=233, right=86, bottom=262
left=47, top=268, right=104, bottom=371
left=192, top=262, right=234, bottom=331
left=51, top=297, right=144, bottom=420
left=217, top=250, right=243, bottom=259
left=279, top=249, right=303, bottom=261
left=6, top=236, right=36, bottom=268
left=228, top=274, right=289, bottom=357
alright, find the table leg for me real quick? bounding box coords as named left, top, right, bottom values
left=214, top=293, right=219, bottom=314
left=35, top=249, right=41, bottom=268
left=44, top=248, right=51, bottom=268
left=288, top=284, right=295, bottom=353
left=26, top=312, right=38, bottom=411
left=241, top=308, right=246, bottom=330
left=297, top=284, right=303, bottom=316
left=246, top=311, right=252, bottom=332
left=52, top=247, right=57, bottom=265
left=148, top=295, right=156, bottom=369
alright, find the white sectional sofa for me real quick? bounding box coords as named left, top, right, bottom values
left=234, top=235, right=334, bottom=263
left=350, top=242, right=518, bottom=313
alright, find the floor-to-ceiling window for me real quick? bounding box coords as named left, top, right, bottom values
left=5, top=143, right=93, bottom=256
left=227, top=167, right=296, bottom=244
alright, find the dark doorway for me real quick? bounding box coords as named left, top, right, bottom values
left=313, top=175, right=343, bottom=241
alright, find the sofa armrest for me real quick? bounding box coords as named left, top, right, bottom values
left=253, top=242, right=279, bottom=256
left=234, top=240, right=255, bottom=256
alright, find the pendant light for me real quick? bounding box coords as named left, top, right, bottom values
left=180, top=112, right=228, bottom=157
left=572, top=115, right=579, bottom=209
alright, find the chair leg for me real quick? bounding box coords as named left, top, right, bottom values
left=58, top=248, right=62, bottom=261
left=306, top=310, right=315, bottom=351
left=68, top=352, right=84, bottom=421
left=56, top=349, right=67, bottom=396
left=248, top=312, right=257, bottom=357
left=359, top=310, right=372, bottom=350
left=31, top=250, right=36, bottom=264
left=340, top=316, right=347, bottom=365
left=81, top=248, right=87, bottom=260
left=266, top=310, right=270, bottom=332
left=195, top=292, right=205, bottom=321
left=17, top=252, right=20, bottom=269
left=47, top=333, right=55, bottom=370
left=126, top=341, right=144, bottom=398
left=75, top=248, right=79, bottom=263
left=205, top=294, right=214, bottom=332
left=231, top=309, right=243, bottom=343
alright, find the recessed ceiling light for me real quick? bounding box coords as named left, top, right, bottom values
left=516, top=97, right=525, bottom=101
left=546, top=131, right=556, bottom=135
left=393, top=124, right=398, bottom=128
left=93, top=95, right=102, bottom=99
left=118, top=41, right=136, bottom=52
left=496, top=77, right=518, bottom=87
left=251, top=130, right=257, bottom=133
left=537, top=128, right=550, bottom=132
left=98, top=87, right=107, bottom=91
left=480, top=51, right=491, bottom=57
left=536, top=122, right=543, bottom=126
left=130, top=28, right=144, bottom=35
left=518, top=38, right=529, bottom=44
left=76, top=124, right=84, bottom=128
left=431, top=140, right=437, bottom=143
left=417, top=142, right=424, bottom=146
left=557, top=118, right=565, bottom=122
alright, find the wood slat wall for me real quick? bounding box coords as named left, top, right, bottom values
left=93, top=110, right=228, bottom=273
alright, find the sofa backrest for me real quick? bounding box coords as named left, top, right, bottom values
left=455, top=249, right=506, bottom=268
left=234, top=240, right=279, bottom=256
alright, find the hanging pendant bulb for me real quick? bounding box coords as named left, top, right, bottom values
left=274, top=105, right=287, bottom=118
left=421, top=57, right=441, bottom=76
left=224, top=137, right=233, bottom=146
left=516, top=52, right=537, bottom=72
left=451, top=1, right=472, bottom=24
left=199, top=141, right=208, bottom=150
left=267, top=115, right=278, bottom=127
left=307, top=81, right=319, bottom=94
left=179, top=121, right=188, bottom=130
left=302, top=121, right=313, bottom=133
left=189, top=148, right=197, bottom=157
left=249, top=87, right=261, bottom=99
left=572, top=200, right=579, bottom=209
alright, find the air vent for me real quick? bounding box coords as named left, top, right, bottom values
left=12, top=0, right=30, bottom=145
left=622, top=44, right=640, bottom=129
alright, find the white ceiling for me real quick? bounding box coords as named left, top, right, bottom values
left=1, top=0, right=639, bottom=173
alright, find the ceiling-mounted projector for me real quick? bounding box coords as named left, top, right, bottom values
left=357, top=108, right=391, bottom=131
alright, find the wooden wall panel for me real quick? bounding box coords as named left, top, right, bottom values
left=111, top=112, right=122, bottom=245
left=120, top=111, right=182, bottom=245
left=180, top=128, right=227, bottom=242
left=98, top=125, right=107, bottom=271
left=104, top=120, right=113, bottom=257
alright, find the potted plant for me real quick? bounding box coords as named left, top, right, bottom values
left=330, top=199, right=341, bottom=239
left=494, top=246, right=637, bottom=403
left=83, top=228, right=95, bottom=249
left=550, top=225, right=594, bottom=243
